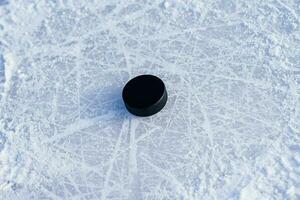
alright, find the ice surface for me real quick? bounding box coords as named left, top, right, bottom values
left=0, top=0, right=300, bottom=199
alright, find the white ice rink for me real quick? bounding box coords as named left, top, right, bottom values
left=0, top=0, right=300, bottom=199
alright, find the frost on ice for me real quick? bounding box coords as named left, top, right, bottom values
left=0, top=0, right=300, bottom=199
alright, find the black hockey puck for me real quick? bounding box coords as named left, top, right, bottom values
left=122, top=74, right=168, bottom=117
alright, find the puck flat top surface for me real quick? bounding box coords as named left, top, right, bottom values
left=122, top=75, right=167, bottom=117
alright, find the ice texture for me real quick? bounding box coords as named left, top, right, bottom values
left=0, top=0, right=300, bottom=199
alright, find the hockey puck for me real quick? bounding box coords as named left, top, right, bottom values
left=122, top=74, right=168, bottom=117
